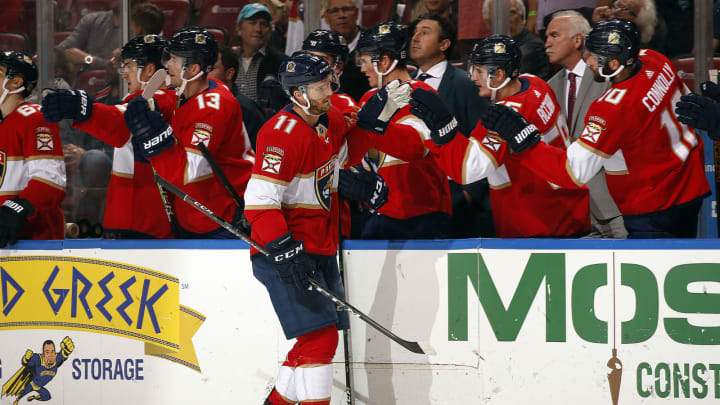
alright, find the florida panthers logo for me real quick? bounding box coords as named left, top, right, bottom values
left=608, top=32, right=620, bottom=44
left=0, top=150, right=6, bottom=187
left=314, top=157, right=336, bottom=212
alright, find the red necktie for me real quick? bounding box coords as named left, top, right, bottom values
left=567, top=72, right=577, bottom=133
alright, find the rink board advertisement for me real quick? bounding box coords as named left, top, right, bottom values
left=0, top=239, right=719, bottom=404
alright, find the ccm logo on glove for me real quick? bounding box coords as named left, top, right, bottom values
left=273, top=240, right=305, bottom=262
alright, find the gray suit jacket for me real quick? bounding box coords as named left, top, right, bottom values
left=548, top=65, right=626, bottom=237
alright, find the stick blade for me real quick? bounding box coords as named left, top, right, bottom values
left=400, top=340, right=436, bottom=355
left=142, top=70, right=167, bottom=100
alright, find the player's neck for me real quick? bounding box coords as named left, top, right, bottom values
left=611, top=62, right=635, bottom=85
left=0, top=94, right=23, bottom=120
left=382, top=68, right=411, bottom=86
left=293, top=104, right=320, bottom=127
left=497, top=79, right=521, bottom=100
left=183, top=77, right=209, bottom=100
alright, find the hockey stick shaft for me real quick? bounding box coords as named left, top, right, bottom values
left=197, top=142, right=245, bottom=209
left=154, top=174, right=433, bottom=355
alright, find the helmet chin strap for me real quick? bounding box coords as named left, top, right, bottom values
left=0, top=76, right=25, bottom=108
left=291, top=87, right=321, bottom=117
left=486, top=74, right=511, bottom=102
left=373, top=59, right=399, bottom=89
left=599, top=64, right=624, bottom=81
left=176, top=67, right=204, bottom=96
left=137, top=67, right=148, bottom=90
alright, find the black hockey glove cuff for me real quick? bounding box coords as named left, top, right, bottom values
left=409, top=88, right=458, bottom=145
left=0, top=198, right=35, bottom=248
left=676, top=93, right=720, bottom=141
left=701, top=81, right=720, bottom=102
left=41, top=89, right=94, bottom=123
left=339, top=166, right=388, bottom=210
left=125, top=96, right=175, bottom=159
left=481, top=104, right=540, bottom=153
left=265, top=233, right=313, bottom=291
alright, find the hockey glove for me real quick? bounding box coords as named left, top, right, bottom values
left=701, top=81, right=720, bottom=102
left=357, top=80, right=412, bottom=134
left=481, top=104, right=540, bottom=153
left=61, top=336, right=74, bottom=357
left=265, top=233, right=313, bottom=291
left=676, top=92, right=720, bottom=141
left=125, top=96, right=175, bottom=159
left=0, top=198, right=34, bottom=248
left=339, top=166, right=388, bottom=210
left=41, top=89, right=94, bottom=123
left=22, top=349, right=33, bottom=364
left=409, top=88, right=458, bottom=145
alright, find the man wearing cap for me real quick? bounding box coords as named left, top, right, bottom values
left=234, top=3, right=288, bottom=112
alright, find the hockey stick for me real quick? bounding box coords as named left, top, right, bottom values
left=196, top=142, right=244, bottom=209
left=338, top=216, right=354, bottom=404
left=141, top=70, right=179, bottom=237
left=154, top=174, right=436, bottom=355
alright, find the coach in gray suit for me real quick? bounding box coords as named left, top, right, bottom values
left=545, top=10, right=627, bottom=238
left=409, top=13, right=494, bottom=238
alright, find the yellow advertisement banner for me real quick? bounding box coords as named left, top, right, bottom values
left=0, top=256, right=204, bottom=372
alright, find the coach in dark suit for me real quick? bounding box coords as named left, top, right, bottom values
left=410, top=13, right=494, bottom=238
left=545, top=10, right=626, bottom=238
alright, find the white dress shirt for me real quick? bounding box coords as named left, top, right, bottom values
left=565, top=58, right=586, bottom=114
left=415, top=60, right=448, bottom=91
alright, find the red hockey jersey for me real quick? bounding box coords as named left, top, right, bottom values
left=358, top=80, right=452, bottom=220
left=429, top=75, right=590, bottom=237
left=245, top=106, right=352, bottom=255
left=0, top=103, right=65, bottom=240
left=73, top=89, right=177, bottom=238
left=149, top=81, right=255, bottom=234
left=524, top=50, right=710, bottom=216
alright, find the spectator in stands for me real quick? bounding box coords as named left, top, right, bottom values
left=259, top=0, right=289, bottom=52
left=483, top=0, right=551, bottom=79
left=526, top=0, right=612, bottom=35
left=412, top=0, right=458, bottom=26
left=130, top=3, right=165, bottom=36
left=592, top=0, right=667, bottom=54
left=654, top=0, right=693, bottom=58
left=233, top=3, right=288, bottom=114
left=545, top=10, right=626, bottom=238
left=209, top=45, right=267, bottom=150
left=409, top=13, right=494, bottom=237
left=323, top=0, right=370, bottom=101
left=56, top=0, right=121, bottom=71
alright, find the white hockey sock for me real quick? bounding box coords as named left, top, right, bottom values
left=275, top=365, right=298, bottom=403
left=294, top=364, right=332, bottom=402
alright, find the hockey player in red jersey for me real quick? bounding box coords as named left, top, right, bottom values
left=354, top=21, right=453, bottom=239
left=301, top=29, right=390, bottom=238
left=124, top=27, right=254, bottom=237
left=245, top=52, right=350, bottom=405
left=408, top=35, right=591, bottom=237
left=483, top=19, right=710, bottom=238
left=43, top=34, right=176, bottom=239
left=0, top=51, right=65, bottom=247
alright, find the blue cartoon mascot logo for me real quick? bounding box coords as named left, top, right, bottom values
left=1, top=336, right=74, bottom=404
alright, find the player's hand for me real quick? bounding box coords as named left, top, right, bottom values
left=124, top=96, right=175, bottom=159
left=481, top=104, right=540, bottom=153
left=339, top=166, right=388, bottom=210
left=0, top=198, right=35, bottom=248
left=409, top=87, right=458, bottom=145
left=61, top=336, right=74, bottom=356
left=357, top=80, right=412, bottom=134
left=41, top=88, right=94, bottom=123
left=701, top=81, right=720, bottom=102
left=675, top=92, right=720, bottom=140
left=23, top=349, right=33, bottom=363
left=265, top=233, right=313, bottom=291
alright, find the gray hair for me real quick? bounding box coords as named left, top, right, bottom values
left=550, top=10, right=591, bottom=37
left=482, top=0, right=527, bottom=25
